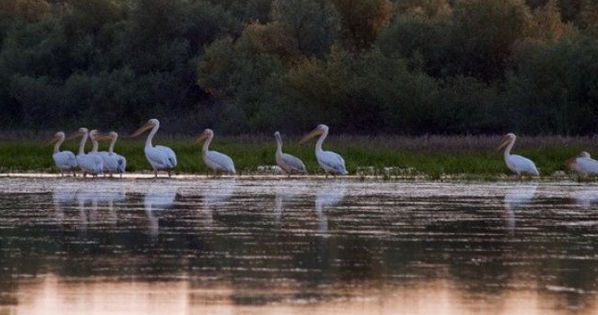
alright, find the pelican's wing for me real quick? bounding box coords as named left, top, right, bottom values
left=53, top=151, right=78, bottom=169
left=146, top=146, right=176, bottom=169
left=281, top=153, right=306, bottom=173
left=509, top=154, right=539, bottom=175
left=155, top=145, right=177, bottom=167
left=576, top=157, right=598, bottom=175
left=320, top=151, right=348, bottom=174
left=206, top=151, right=236, bottom=173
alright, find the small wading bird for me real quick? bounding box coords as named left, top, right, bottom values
left=68, top=127, right=103, bottom=177
left=497, top=133, right=539, bottom=177
left=48, top=131, right=78, bottom=177
left=567, top=151, right=598, bottom=176
left=195, top=129, right=236, bottom=176
left=98, top=131, right=127, bottom=178
left=131, top=119, right=177, bottom=178
left=274, top=131, right=306, bottom=176
left=300, top=124, right=348, bottom=176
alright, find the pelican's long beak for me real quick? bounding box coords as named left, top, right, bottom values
left=97, top=134, right=113, bottom=141
left=496, top=136, right=510, bottom=152
left=565, top=158, right=576, bottom=168
left=130, top=123, right=152, bottom=138
left=66, top=131, right=83, bottom=141
left=194, top=133, right=209, bottom=144
left=46, top=135, right=60, bottom=145
left=299, top=128, right=322, bottom=144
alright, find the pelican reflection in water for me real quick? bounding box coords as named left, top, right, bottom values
left=503, top=184, right=538, bottom=234
left=144, top=185, right=178, bottom=238
left=314, top=182, right=346, bottom=235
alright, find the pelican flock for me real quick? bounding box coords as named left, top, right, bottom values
left=68, top=127, right=103, bottom=177
left=46, top=119, right=592, bottom=179
left=274, top=131, right=306, bottom=175
left=98, top=131, right=127, bottom=177
left=567, top=151, right=598, bottom=176
left=497, top=133, right=539, bottom=177
left=195, top=129, right=236, bottom=175
left=131, top=119, right=177, bottom=177
left=49, top=131, right=77, bottom=176
left=300, top=124, right=348, bottom=176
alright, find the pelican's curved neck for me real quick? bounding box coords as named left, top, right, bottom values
left=315, top=129, right=328, bottom=153
left=146, top=124, right=158, bottom=148
left=202, top=133, right=213, bottom=154
left=275, top=135, right=282, bottom=154
left=91, top=138, right=99, bottom=152
left=109, top=136, right=117, bottom=153
left=78, top=132, right=88, bottom=155
left=54, top=137, right=64, bottom=154
left=503, top=137, right=515, bottom=160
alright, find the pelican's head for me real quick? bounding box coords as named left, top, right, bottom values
left=89, top=129, right=100, bottom=140
left=497, top=133, right=516, bottom=151
left=97, top=131, right=118, bottom=142
left=300, top=124, right=329, bottom=144
left=47, top=131, right=66, bottom=145
left=67, top=127, right=88, bottom=140
left=195, top=129, right=214, bottom=143
left=131, top=119, right=159, bottom=137
left=579, top=151, right=591, bottom=158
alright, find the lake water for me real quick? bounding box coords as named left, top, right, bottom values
left=0, top=177, right=596, bottom=314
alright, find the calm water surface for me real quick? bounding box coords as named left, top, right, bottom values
left=0, top=178, right=597, bottom=314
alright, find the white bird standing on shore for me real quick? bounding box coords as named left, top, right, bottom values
left=48, top=131, right=77, bottom=176
left=300, top=124, right=348, bottom=176
left=274, top=131, right=306, bottom=175
left=497, top=133, right=539, bottom=177
left=131, top=119, right=177, bottom=178
left=567, top=151, right=598, bottom=176
left=195, top=129, right=236, bottom=175
left=68, top=128, right=103, bottom=177
left=98, top=131, right=127, bottom=177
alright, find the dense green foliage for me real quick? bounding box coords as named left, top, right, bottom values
left=0, top=0, right=597, bottom=135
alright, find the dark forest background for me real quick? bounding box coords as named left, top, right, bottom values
left=0, top=0, right=597, bottom=135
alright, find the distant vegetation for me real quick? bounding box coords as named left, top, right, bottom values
left=0, top=0, right=597, bottom=135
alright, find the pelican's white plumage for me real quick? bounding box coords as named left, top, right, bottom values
left=300, top=124, right=348, bottom=175
left=131, top=119, right=177, bottom=177
left=49, top=131, right=77, bottom=176
left=196, top=129, right=236, bottom=175
left=275, top=131, right=306, bottom=175
left=98, top=131, right=127, bottom=177
left=497, top=133, right=539, bottom=176
left=69, top=128, right=103, bottom=176
left=568, top=151, right=598, bottom=176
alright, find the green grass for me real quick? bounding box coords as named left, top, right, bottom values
left=1, top=134, right=596, bottom=179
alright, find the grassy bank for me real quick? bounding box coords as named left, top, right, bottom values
left=1, top=134, right=597, bottom=179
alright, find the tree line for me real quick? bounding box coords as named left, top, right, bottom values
left=0, top=0, right=597, bottom=135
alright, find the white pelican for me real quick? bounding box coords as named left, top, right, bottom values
left=567, top=151, right=598, bottom=176
left=195, top=129, right=236, bottom=175
left=497, top=133, right=539, bottom=177
left=48, top=131, right=77, bottom=176
left=274, top=131, right=306, bottom=175
left=98, top=131, right=127, bottom=177
left=68, top=128, right=103, bottom=177
left=131, top=118, right=177, bottom=177
left=300, top=124, right=348, bottom=175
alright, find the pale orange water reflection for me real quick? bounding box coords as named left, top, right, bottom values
left=1, top=274, right=595, bottom=315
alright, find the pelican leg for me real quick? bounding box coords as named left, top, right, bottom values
left=73, top=171, right=76, bottom=177
left=154, top=169, right=158, bottom=178
left=168, top=170, right=172, bottom=178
